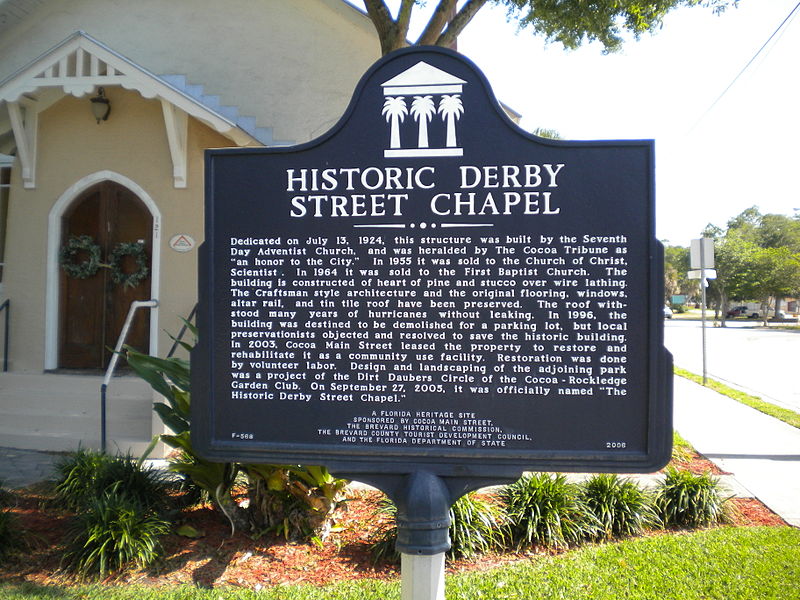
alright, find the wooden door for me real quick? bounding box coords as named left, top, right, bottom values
left=59, top=182, right=152, bottom=369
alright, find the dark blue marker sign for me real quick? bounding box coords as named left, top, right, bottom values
left=194, top=46, right=672, bottom=480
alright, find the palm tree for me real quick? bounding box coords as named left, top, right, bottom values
left=410, top=95, right=436, bottom=148
left=382, top=96, right=408, bottom=149
left=438, top=94, right=464, bottom=148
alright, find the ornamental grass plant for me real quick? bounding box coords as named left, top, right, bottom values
left=447, top=491, right=508, bottom=559
left=0, top=507, right=28, bottom=560
left=579, top=473, right=661, bottom=540
left=52, top=450, right=177, bottom=577
left=655, top=467, right=731, bottom=528
left=53, top=449, right=174, bottom=515
left=61, top=484, right=170, bottom=578
left=368, top=491, right=508, bottom=561
left=0, top=481, right=36, bottom=561
left=500, top=472, right=600, bottom=549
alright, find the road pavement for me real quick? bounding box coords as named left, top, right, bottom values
left=665, top=319, right=800, bottom=412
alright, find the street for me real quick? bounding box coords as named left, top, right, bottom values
left=664, top=319, right=800, bottom=413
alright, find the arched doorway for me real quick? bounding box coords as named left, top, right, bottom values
left=58, top=181, right=153, bottom=369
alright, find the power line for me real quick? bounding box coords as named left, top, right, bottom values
left=688, top=1, right=800, bottom=133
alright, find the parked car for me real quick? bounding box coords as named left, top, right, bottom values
left=726, top=306, right=747, bottom=318
left=663, top=306, right=673, bottom=319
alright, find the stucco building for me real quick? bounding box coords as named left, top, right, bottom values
left=0, top=0, right=380, bottom=453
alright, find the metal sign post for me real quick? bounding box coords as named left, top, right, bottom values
left=195, top=47, right=672, bottom=599
left=689, top=238, right=715, bottom=385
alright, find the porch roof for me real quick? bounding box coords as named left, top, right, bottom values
left=0, top=31, right=268, bottom=188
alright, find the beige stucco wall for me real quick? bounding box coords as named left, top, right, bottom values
left=3, top=87, right=234, bottom=370
left=0, top=0, right=380, bottom=144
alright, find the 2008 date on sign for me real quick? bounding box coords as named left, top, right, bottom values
left=605, top=441, right=627, bottom=449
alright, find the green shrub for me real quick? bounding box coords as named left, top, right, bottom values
left=127, top=343, right=348, bottom=541
left=0, top=480, right=33, bottom=560
left=671, top=431, right=695, bottom=464
left=0, top=508, right=27, bottom=560
left=501, top=473, right=600, bottom=549
left=580, top=474, right=661, bottom=539
left=369, top=492, right=507, bottom=561
left=655, top=467, right=730, bottom=528
left=368, top=497, right=399, bottom=563
left=61, top=484, right=170, bottom=577
left=53, top=449, right=173, bottom=514
left=244, top=464, right=348, bottom=542
left=448, top=492, right=508, bottom=559
left=53, top=448, right=112, bottom=510
left=0, top=479, right=12, bottom=507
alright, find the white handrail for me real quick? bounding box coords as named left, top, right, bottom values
left=103, top=299, right=158, bottom=386
left=101, top=299, right=158, bottom=452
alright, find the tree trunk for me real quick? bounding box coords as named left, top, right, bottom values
left=719, top=294, right=728, bottom=328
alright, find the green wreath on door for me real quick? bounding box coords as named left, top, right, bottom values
left=59, top=236, right=149, bottom=288
left=58, top=235, right=102, bottom=279
left=109, top=242, right=149, bottom=288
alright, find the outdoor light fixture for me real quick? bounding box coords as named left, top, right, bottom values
left=90, top=87, right=111, bottom=123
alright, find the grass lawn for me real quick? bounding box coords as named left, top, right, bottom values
left=674, top=367, right=800, bottom=429
left=1, top=527, right=798, bottom=600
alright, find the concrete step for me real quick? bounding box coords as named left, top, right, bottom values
left=0, top=431, right=152, bottom=456
left=0, top=395, right=151, bottom=418
left=0, top=410, right=150, bottom=437
left=0, top=372, right=155, bottom=455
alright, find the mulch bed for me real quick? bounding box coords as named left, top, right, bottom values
left=0, top=453, right=788, bottom=590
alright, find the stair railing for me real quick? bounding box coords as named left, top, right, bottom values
left=0, top=299, right=8, bottom=372
left=100, top=299, right=158, bottom=453
left=167, top=303, right=197, bottom=358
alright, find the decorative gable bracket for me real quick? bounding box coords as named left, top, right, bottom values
left=0, top=31, right=263, bottom=189
left=6, top=101, right=37, bottom=189
left=161, top=100, right=188, bottom=189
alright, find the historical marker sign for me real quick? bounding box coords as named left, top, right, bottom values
left=193, top=47, right=672, bottom=479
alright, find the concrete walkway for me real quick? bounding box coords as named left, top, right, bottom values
left=2, top=377, right=798, bottom=528
left=0, top=446, right=62, bottom=489
left=673, top=376, right=800, bottom=527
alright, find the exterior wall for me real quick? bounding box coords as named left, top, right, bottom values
left=0, top=0, right=380, bottom=144
left=3, top=87, right=234, bottom=371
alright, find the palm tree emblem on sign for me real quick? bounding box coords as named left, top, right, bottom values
left=381, top=61, right=466, bottom=158
left=411, top=95, right=436, bottom=148
left=382, top=96, right=408, bottom=149
left=438, top=95, right=464, bottom=148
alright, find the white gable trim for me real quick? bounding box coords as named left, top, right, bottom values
left=1, top=31, right=261, bottom=188
left=45, top=171, right=162, bottom=370
left=160, top=100, right=188, bottom=188
left=6, top=101, right=37, bottom=188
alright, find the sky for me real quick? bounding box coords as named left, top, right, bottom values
left=368, top=0, right=800, bottom=246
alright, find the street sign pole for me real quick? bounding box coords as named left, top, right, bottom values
left=700, top=241, right=708, bottom=385
left=690, top=238, right=715, bottom=386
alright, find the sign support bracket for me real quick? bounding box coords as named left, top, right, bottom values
left=340, top=470, right=519, bottom=600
